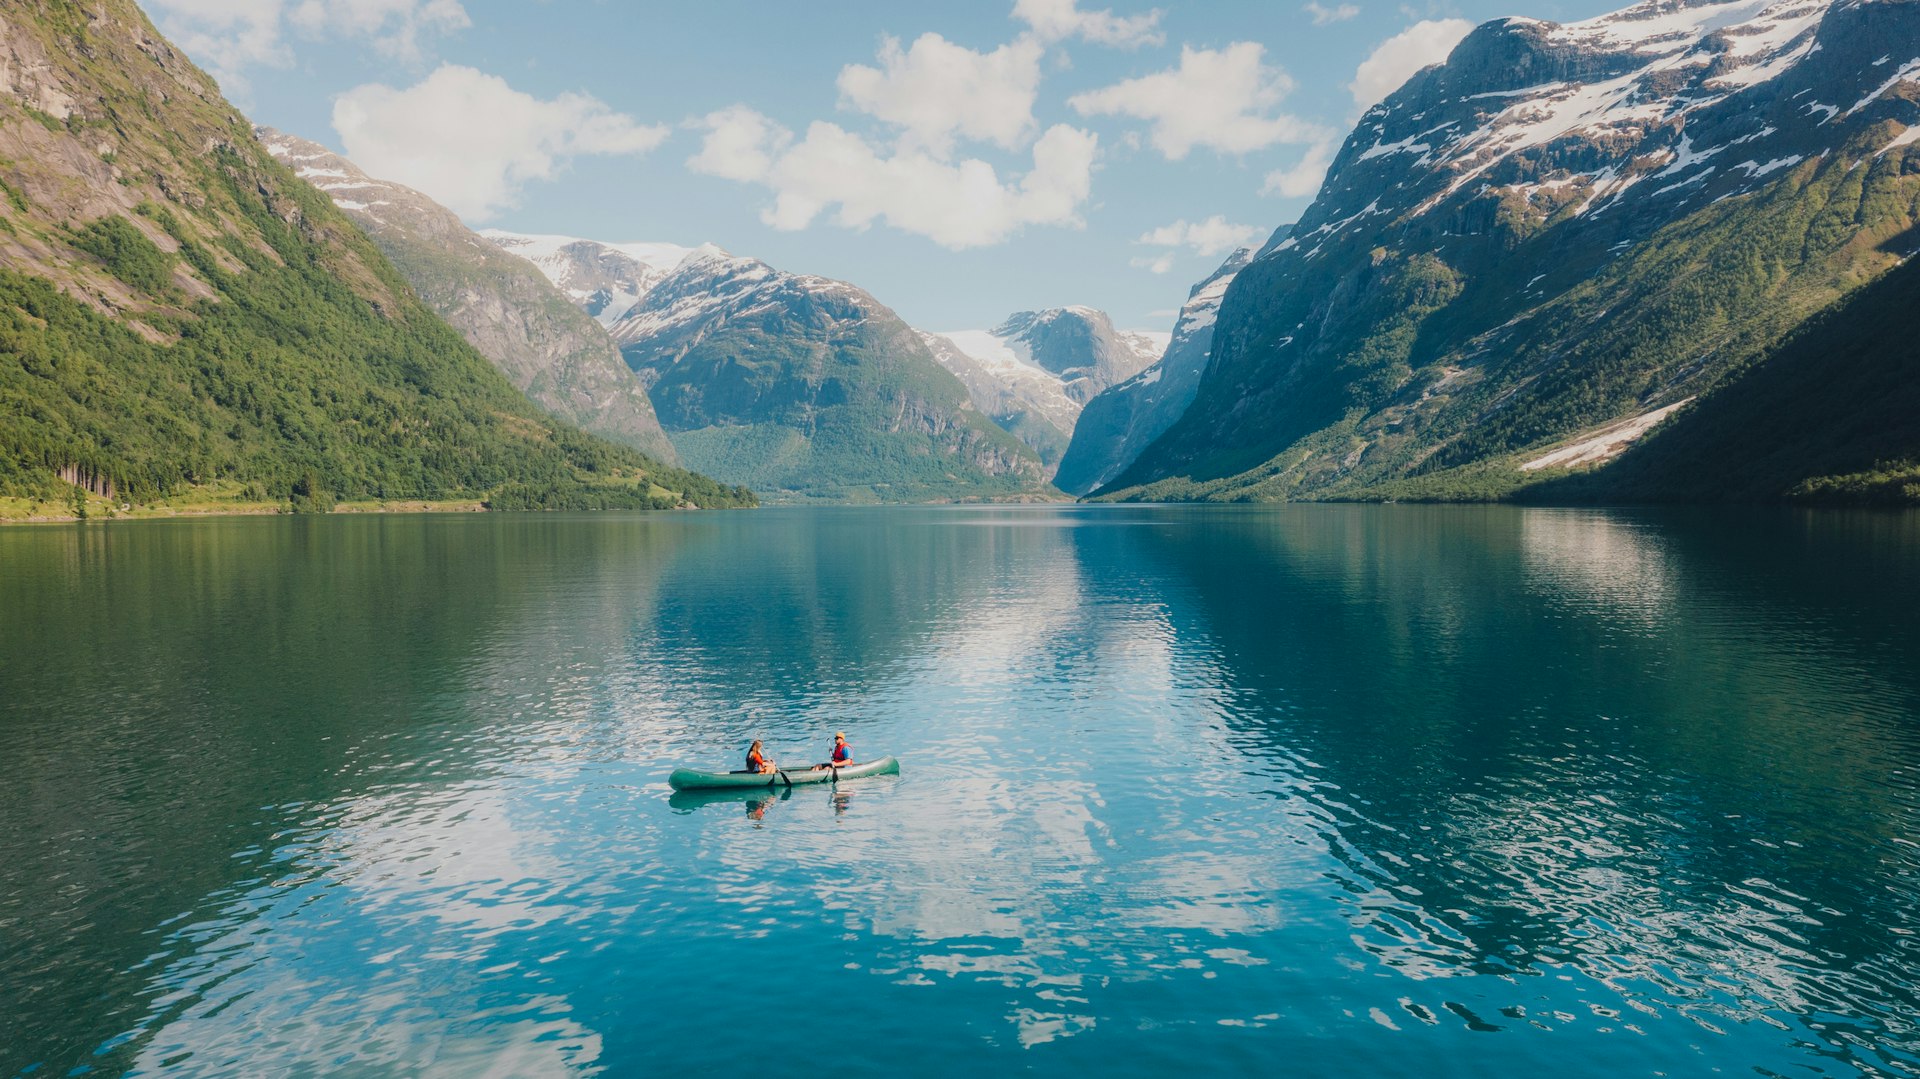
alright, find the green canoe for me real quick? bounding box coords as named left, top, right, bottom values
left=668, top=756, right=901, bottom=792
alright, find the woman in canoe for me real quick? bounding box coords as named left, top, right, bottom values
left=812, top=732, right=853, bottom=771
left=745, top=739, right=777, bottom=775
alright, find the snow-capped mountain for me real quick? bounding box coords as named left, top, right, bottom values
left=257, top=129, right=679, bottom=464
left=963, top=308, right=1167, bottom=407
left=1055, top=247, right=1256, bottom=495
left=586, top=245, right=1048, bottom=502
left=1109, top=0, right=1920, bottom=501
left=921, top=309, right=1167, bottom=471
left=480, top=231, right=693, bottom=327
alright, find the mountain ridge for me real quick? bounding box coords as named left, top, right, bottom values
left=921, top=308, right=1166, bottom=473
left=484, top=234, right=1053, bottom=502
left=1102, top=0, right=1920, bottom=504
left=0, top=0, right=749, bottom=514
left=256, top=129, right=680, bottom=464
left=1055, top=246, right=1256, bottom=495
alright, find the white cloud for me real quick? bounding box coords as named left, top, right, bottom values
left=1349, top=19, right=1474, bottom=108
left=288, top=0, right=470, bottom=63
left=688, top=108, right=1097, bottom=250
left=332, top=65, right=668, bottom=221
left=836, top=34, right=1043, bottom=157
left=1304, top=1, right=1360, bottom=24
left=144, top=0, right=289, bottom=92
left=145, top=0, right=468, bottom=92
left=1013, top=0, right=1164, bottom=48
left=1132, top=215, right=1260, bottom=271
left=1068, top=43, right=1329, bottom=159
left=687, top=106, right=792, bottom=182
left=1262, top=139, right=1336, bottom=199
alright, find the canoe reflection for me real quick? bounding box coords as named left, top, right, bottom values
left=667, top=786, right=794, bottom=817
left=664, top=782, right=871, bottom=823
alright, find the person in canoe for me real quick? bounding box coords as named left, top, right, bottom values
left=812, top=731, right=853, bottom=771
left=745, top=739, right=777, bottom=775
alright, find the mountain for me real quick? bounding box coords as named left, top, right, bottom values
left=599, top=247, right=1051, bottom=502
left=917, top=329, right=1081, bottom=469
left=480, top=230, right=691, bottom=328
left=1103, top=0, right=1920, bottom=504
left=1520, top=250, right=1920, bottom=504
left=255, top=130, right=679, bottom=464
left=922, top=309, right=1167, bottom=472
left=1054, top=248, right=1256, bottom=496
left=0, top=0, right=750, bottom=514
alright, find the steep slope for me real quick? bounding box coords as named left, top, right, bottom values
left=1520, top=252, right=1920, bottom=503
left=917, top=329, right=1081, bottom=469
left=1054, top=247, right=1256, bottom=495
left=256, top=130, right=678, bottom=464
left=606, top=247, right=1050, bottom=502
left=923, top=308, right=1167, bottom=473
left=0, top=0, right=749, bottom=513
left=480, top=230, right=691, bottom=327
left=1106, top=0, right=1920, bottom=503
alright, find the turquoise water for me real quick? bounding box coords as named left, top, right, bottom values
left=4, top=505, right=1920, bottom=1077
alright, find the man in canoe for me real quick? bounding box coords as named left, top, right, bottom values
left=745, top=739, right=777, bottom=775
left=811, top=731, right=853, bottom=771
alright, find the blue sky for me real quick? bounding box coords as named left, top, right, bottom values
left=145, top=0, right=1620, bottom=332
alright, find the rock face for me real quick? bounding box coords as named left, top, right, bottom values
left=597, top=246, right=1050, bottom=502
left=1054, top=247, right=1256, bottom=496
left=480, top=230, right=691, bottom=327
left=922, top=308, right=1167, bottom=473
left=1108, top=0, right=1920, bottom=502
left=0, top=0, right=742, bottom=510
left=256, top=131, right=678, bottom=464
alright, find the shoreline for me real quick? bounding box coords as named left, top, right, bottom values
left=0, top=497, right=489, bottom=525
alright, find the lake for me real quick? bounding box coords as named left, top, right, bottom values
left=4, top=505, right=1920, bottom=1077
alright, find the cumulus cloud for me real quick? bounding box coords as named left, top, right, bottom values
left=1131, top=215, right=1261, bottom=272
left=836, top=34, right=1044, bottom=157
left=333, top=65, right=668, bottom=221
left=686, top=106, right=792, bottom=182
left=1068, top=43, right=1329, bottom=159
left=288, top=0, right=470, bottom=63
left=1304, top=1, right=1360, bottom=24
left=1013, top=0, right=1164, bottom=48
left=144, top=0, right=290, bottom=91
left=688, top=108, right=1097, bottom=250
left=1350, top=19, right=1474, bottom=108
left=1262, top=139, right=1336, bottom=199
left=145, top=0, right=467, bottom=93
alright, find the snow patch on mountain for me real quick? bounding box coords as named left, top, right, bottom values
left=482, top=229, right=697, bottom=326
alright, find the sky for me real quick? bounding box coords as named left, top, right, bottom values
left=141, top=0, right=1622, bottom=333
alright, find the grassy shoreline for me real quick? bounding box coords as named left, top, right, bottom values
left=0, top=490, right=491, bottom=524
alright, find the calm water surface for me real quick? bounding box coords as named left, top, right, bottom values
left=4, top=505, right=1920, bottom=1077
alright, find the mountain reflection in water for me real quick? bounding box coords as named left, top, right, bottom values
left=2, top=506, right=1918, bottom=1077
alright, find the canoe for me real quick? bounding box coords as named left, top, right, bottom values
left=668, top=756, right=901, bottom=792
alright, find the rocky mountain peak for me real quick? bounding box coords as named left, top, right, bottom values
left=481, top=230, right=695, bottom=326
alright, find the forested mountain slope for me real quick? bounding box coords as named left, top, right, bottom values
left=256, top=130, right=678, bottom=464
left=1522, top=251, right=1920, bottom=503
left=1102, top=0, right=1920, bottom=504
left=0, top=0, right=748, bottom=513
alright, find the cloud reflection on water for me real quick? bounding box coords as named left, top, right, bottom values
left=14, top=507, right=1920, bottom=1077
